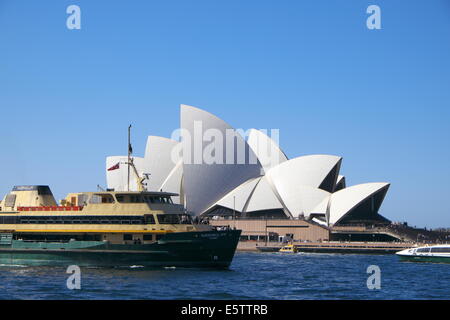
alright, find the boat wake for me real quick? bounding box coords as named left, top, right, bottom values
left=0, top=264, right=27, bottom=268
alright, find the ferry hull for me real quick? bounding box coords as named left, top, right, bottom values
left=398, top=255, right=450, bottom=264
left=0, top=230, right=241, bottom=268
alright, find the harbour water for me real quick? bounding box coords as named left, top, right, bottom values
left=0, top=252, right=449, bottom=300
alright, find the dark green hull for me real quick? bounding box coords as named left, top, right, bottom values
left=0, top=230, right=241, bottom=268
left=398, top=255, right=450, bottom=264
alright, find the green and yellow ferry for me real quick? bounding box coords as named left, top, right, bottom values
left=0, top=185, right=241, bottom=268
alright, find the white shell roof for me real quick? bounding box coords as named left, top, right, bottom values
left=272, top=183, right=330, bottom=219
left=181, top=105, right=262, bottom=215
left=143, top=136, right=180, bottom=191
left=328, top=182, right=390, bottom=226
left=244, top=176, right=285, bottom=214
left=266, top=155, right=342, bottom=191
left=310, top=193, right=331, bottom=216
left=247, top=129, right=288, bottom=173
left=213, top=177, right=261, bottom=212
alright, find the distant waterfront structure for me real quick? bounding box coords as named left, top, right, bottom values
left=105, top=104, right=390, bottom=229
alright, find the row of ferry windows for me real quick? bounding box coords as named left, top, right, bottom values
left=0, top=214, right=192, bottom=225
left=123, top=234, right=164, bottom=241
left=416, top=247, right=450, bottom=253
left=91, top=194, right=174, bottom=204
left=13, top=234, right=165, bottom=242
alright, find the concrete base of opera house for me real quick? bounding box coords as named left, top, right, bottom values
left=210, top=218, right=330, bottom=243
left=209, top=219, right=431, bottom=253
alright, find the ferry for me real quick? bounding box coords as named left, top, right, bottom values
left=279, top=244, right=298, bottom=253
left=0, top=185, right=241, bottom=268
left=396, top=244, right=450, bottom=263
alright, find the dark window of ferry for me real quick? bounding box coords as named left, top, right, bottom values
left=157, top=214, right=181, bottom=224
left=152, top=197, right=163, bottom=204
left=431, top=247, right=450, bottom=253
left=144, top=214, right=156, bottom=224
left=101, top=194, right=115, bottom=203
left=150, top=196, right=173, bottom=204
left=89, top=194, right=115, bottom=204
left=143, top=234, right=153, bottom=241
left=417, top=248, right=430, bottom=253
left=179, top=214, right=192, bottom=224
left=123, top=234, right=132, bottom=241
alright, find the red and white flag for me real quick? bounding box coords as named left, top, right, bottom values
left=107, top=162, right=120, bottom=171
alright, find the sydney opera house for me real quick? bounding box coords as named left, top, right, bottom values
left=106, top=105, right=393, bottom=242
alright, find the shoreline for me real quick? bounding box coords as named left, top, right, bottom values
left=237, top=241, right=417, bottom=254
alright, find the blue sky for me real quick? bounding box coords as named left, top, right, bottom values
left=0, top=0, right=449, bottom=228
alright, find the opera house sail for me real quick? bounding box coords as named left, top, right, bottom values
left=106, top=104, right=391, bottom=229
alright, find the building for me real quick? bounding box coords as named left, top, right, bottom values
left=106, top=104, right=393, bottom=241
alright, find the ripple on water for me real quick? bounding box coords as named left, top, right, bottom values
left=0, top=252, right=449, bottom=299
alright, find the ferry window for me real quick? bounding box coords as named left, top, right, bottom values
left=417, top=248, right=430, bottom=253
left=115, top=194, right=147, bottom=203
left=143, top=234, right=153, bottom=241
left=431, top=247, right=450, bottom=253
left=144, top=215, right=156, bottom=224
left=89, top=195, right=102, bottom=204
left=143, top=196, right=155, bottom=204
left=78, top=194, right=89, bottom=206
left=132, top=195, right=144, bottom=203
left=157, top=214, right=180, bottom=224
left=99, top=194, right=115, bottom=203
left=152, top=197, right=161, bottom=203
left=88, top=193, right=116, bottom=204
left=179, top=214, right=192, bottom=224
left=123, top=234, right=132, bottom=241
left=4, top=216, right=18, bottom=224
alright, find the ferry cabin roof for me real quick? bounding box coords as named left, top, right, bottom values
left=0, top=185, right=179, bottom=212
left=66, top=191, right=180, bottom=205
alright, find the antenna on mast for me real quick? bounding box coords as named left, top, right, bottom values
left=125, top=124, right=147, bottom=192
left=127, top=124, right=132, bottom=191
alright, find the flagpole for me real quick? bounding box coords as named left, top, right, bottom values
left=127, top=124, right=132, bottom=192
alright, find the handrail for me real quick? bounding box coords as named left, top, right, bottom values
left=16, top=206, right=83, bottom=212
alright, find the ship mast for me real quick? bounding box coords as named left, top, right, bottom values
left=127, top=124, right=147, bottom=192
left=127, top=125, right=132, bottom=191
